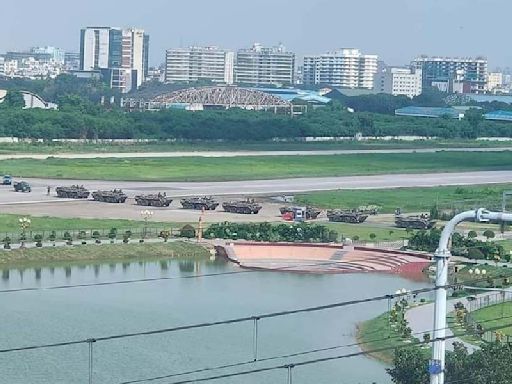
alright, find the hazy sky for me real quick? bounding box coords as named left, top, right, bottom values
left=1, top=0, right=510, bottom=69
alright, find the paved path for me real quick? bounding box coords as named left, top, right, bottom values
left=1, top=146, right=512, bottom=160
left=406, top=292, right=504, bottom=352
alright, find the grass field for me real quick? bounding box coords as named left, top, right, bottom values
left=0, top=213, right=176, bottom=233
left=357, top=312, right=426, bottom=364
left=1, top=139, right=511, bottom=154
left=0, top=241, right=209, bottom=266
left=324, top=222, right=407, bottom=241
left=296, top=184, right=512, bottom=213
left=1, top=151, right=512, bottom=181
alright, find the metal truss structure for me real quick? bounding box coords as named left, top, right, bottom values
left=152, top=86, right=291, bottom=109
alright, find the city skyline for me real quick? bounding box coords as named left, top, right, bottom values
left=1, top=0, right=510, bottom=68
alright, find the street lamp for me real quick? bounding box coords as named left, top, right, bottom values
left=430, top=208, right=512, bottom=384
left=18, top=217, right=31, bottom=248
left=140, top=210, right=154, bottom=239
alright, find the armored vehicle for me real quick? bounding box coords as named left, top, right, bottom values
left=280, top=206, right=321, bottom=220
left=91, top=189, right=128, bottom=203
left=135, top=193, right=173, bottom=207
left=223, top=199, right=262, bottom=214
left=180, top=196, right=219, bottom=210
left=55, top=185, right=90, bottom=199
left=395, top=214, right=435, bottom=230
left=327, top=209, right=368, bottom=223
left=13, top=181, right=31, bottom=192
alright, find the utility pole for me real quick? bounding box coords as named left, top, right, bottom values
left=430, top=208, right=512, bottom=384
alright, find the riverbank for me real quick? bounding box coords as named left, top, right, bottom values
left=0, top=241, right=210, bottom=267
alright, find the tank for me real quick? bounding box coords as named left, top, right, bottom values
left=135, top=193, right=173, bottom=207
left=91, top=189, right=128, bottom=203
left=55, top=185, right=90, bottom=199
left=327, top=209, right=368, bottom=223
left=13, top=181, right=31, bottom=193
left=395, top=214, right=435, bottom=230
left=223, top=199, right=262, bottom=214
left=280, top=206, right=321, bottom=220
left=180, top=196, right=219, bottom=210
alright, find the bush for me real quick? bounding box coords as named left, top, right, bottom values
left=180, top=224, right=196, bottom=238
left=468, top=231, right=478, bottom=239
left=467, top=247, right=485, bottom=260
left=483, top=230, right=495, bottom=240
left=48, top=231, right=56, bottom=242
left=34, top=234, right=43, bottom=247
left=92, top=231, right=101, bottom=244
left=78, top=231, right=87, bottom=240
left=159, top=230, right=171, bottom=242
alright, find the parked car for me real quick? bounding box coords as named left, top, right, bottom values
left=13, top=181, right=31, bottom=192
left=2, top=175, right=12, bottom=185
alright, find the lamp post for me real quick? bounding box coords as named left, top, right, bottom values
left=18, top=217, right=31, bottom=248
left=430, top=208, right=512, bottom=384
left=140, top=210, right=154, bottom=239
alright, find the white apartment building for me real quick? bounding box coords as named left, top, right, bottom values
left=165, top=46, right=234, bottom=84
left=374, top=67, right=423, bottom=98
left=235, top=43, right=295, bottom=86
left=303, top=49, right=378, bottom=89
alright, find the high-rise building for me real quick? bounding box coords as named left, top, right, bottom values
left=235, top=43, right=295, bottom=86
left=79, top=26, right=149, bottom=92
left=487, top=72, right=503, bottom=92
left=374, top=67, right=423, bottom=98
left=165, top=46, right=234, bottom=84
left=412, top=56, right=488, bottom=94
left=303, top=49, right=378, bottom=89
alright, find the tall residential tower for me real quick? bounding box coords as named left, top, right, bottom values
left=303, top=49, right=378, bottom=89
left=79, top=26, right=149, bottom=93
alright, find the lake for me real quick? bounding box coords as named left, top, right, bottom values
left=0, top=257, right=431, bottom=384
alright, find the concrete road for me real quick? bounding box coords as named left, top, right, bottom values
left=1, top=147, right=512, bottom=160
left=5, top=170, right=512, bottom=202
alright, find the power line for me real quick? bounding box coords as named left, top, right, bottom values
left=162, top=321, right=512, bottom=384
left=0, top=272, right=503, bottom=354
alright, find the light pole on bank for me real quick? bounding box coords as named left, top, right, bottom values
left=430, top=208, right=512, bottom=384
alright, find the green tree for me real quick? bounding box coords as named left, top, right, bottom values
left=483, top=230, right=495, bottom=240
left=2, top=90, right=25, bottom=108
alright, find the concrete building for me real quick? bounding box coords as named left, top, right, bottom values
left=487, top=72, right=503, bottom=92
left=80, top=26, right=149, bottom=92
left=30, top=46, right=65, bottom=63
left=374, top=67, right=422, bottom=98
left=235, top=43, right=295, bottom=86
left=165, top=46, right=234, bottom=84
left=412, top=56, right=488, bottom=94
left=303, top=49, right=378, bottom=89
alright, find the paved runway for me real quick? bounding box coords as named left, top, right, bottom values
left=1, top=146, right=512, bottom=160
left=1, top=170, right=511, bottom=206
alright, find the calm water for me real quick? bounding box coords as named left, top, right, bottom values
left=0, top=258, right=431, bottom=384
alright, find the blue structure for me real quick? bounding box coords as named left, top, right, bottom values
left=251, top=88, right=331, bottom=104
left=484, top=110, right=512, bottom=122
left=395, top=106, right=462, bottom=119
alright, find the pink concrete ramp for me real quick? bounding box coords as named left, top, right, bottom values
left=218, top=242, right=431, bottom=278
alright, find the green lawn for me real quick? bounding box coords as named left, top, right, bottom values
left=0, top=139, right=510, bottom=154
left=1, top=151, right=512, bottom=181
left=0, top=213, right=181, bottom=234
left=324, top=222, right=407, bottom=242
left=357, top=312, right=426, bottom=364
left=0, top=241, right=209, bottom=267
left=296, top=184, right=512, bottom=213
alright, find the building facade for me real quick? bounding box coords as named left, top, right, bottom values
left=374, top=67, right=423, bottom=98
left=235, top=43, right=295, bottom=86
left=80, top=26, right=149, bottom=92
left=487, top=72, right=503, bottom=92
left=412, top=56, right=488, bottom=94
left=165, top=46, right=234, bottom=84
left=303, top=49, right=378, bottom=89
